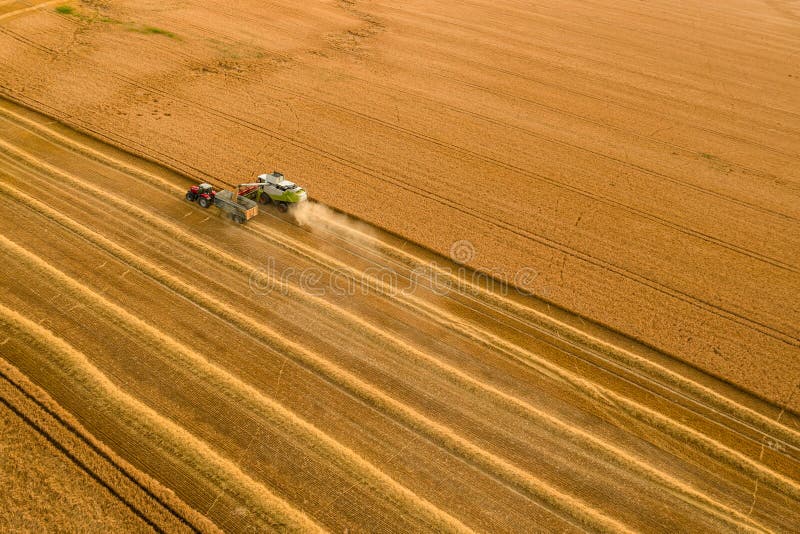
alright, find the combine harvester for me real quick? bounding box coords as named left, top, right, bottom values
left=185, top=171, right=307, bottom=223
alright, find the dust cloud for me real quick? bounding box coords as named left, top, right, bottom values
left=292, top=201, right=375, bottom=245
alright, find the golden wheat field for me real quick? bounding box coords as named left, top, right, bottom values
left=0, top=0, right=799, bottom=531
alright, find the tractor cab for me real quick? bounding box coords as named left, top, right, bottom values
left=186, top=182, right=217, bottom=208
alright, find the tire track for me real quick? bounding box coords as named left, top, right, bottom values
left=1, top=115, right=792, bottom=520
left=2, top=7, right=797, bottom=529
left=5, top=7, right=800, bottom=218
left=2, top=98, right=797, bottom=464
left=0, top=25, right=54, bottom=54
left=64, top=2, right=800, bottom=180
left=0, top=140, right=792, bottom=530
left=330, top=219, right=800, bottom=452
left=0, top=178, right=630, bottom=533
left=576, top=0, right=799, bottom=43
left=406, top=27, right=800, bottom=153
left=356, top=1, right=800, bottom=131
left=6, top=88, right=798, bottom=354
left=313, top=62, right=800, bottom=193
left=0, top=0, right=60, bottom=22
left=0, top=303, right=322, bottom=534
left=0, top=233, right=470, bottom=534
left=0, top=359, right=217, bottom=534
left=271, top=61, right=800, bottom=201
left=98, top=74, right=800, bottom=348
left=307, top=213, right=800, bottom=464
left=104, top=24, right=800, bottom=208
left=232, top=74, right=798, bottom=274
left=148, top=67, right=798, bottom=274
left=0, top=398, right=168, bottom=533
left=383, top=8, right=800, bottom=148
left=237, top=221, right=795, bottom=528
left=0, top=88, right=219, bottom=182
left=39, top=158, right=775, bottom=531
left=498, top=0, right=800, bottom=59
left=0, top=367, right=196, bottom=534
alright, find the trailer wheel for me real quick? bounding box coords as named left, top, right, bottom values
left=258, top=193, right=271, bottom=205
left=277, top=202, right=289, bottom=213
left=185, top=191, right=197, bottom=202
left=235, top=213, right=246, bottom=224
left=198, top=197, right=211, bottom=208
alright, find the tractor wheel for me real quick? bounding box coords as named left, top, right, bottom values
left=198, top=197, right=211, bottom=209
left=277, top=202, right=289, bottom=213
left=185, top=191, right=197, bottom=202
left=258, top=193, right=271, bottom=205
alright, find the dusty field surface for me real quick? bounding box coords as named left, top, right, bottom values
left=0, top=359, right=216, bottom=533
left=1, top=0, right=800, bottom=531
left=0, top=0, right=798, bottom=412
left=1, top=97, right=800, bottom=530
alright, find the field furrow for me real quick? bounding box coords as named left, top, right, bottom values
left=1, top=1, right=799, bottom=530
left=1, top=95, right=799, bottom=531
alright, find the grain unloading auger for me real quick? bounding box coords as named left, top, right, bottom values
left=184, top=171, right=308, bottom=223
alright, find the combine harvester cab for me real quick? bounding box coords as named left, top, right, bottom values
left=241, top=171, right=308, bottom=213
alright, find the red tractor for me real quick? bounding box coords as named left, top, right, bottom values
left=185, top=183, right=216, bottom=208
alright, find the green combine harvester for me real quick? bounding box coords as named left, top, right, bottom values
left=240, top=171, right=308, bottom=213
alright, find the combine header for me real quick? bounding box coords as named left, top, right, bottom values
left=185, top=171, right=307, bottom=223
